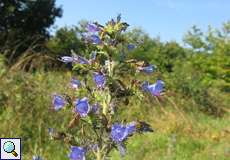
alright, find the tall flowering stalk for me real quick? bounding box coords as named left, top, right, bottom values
left=50, top=15, right=164, bottom=160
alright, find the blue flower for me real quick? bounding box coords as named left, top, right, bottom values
left=90, top=35, right=101, bottom=45
left=141, top=81, right=150, bottom=92
left=52, top=95, right=66, bottom=111
left=140, top=65, right=155, bottom=73
left=86, top=23, right=100, bottom=32
left=69, top=146, right=86, bottom=160
left=32, top=156, right=43, bottom=160
left=59, top=56, right=74, bottom=63
left=75, top=97, right=90, bottom=117
left=111, top=122, right=136, bottom=143
left=126, top=122, right=136, bottom=134
left=77, top=56, right=89, bottom=64
left=147, top=80, right=164, bottom=96
left=91, top=103, right=100, bottom=114
left=71, top=78, right=81, bottom=89
left=93, top=72, right=106, bottom=88
left=127, top=44, right=136, bottom=51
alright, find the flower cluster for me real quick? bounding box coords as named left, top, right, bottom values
left=50, top=15, right=163, bottom=160
left=84, top=23, right=102, bottom=45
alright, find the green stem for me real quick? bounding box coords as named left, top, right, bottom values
left=96, top=148, right=102, bottom=160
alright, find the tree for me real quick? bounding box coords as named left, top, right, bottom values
left=0, top=0, right=62, bottom=63
left=47, top=26, right=85, bottom=56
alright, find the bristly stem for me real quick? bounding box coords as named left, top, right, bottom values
left=96, top=149, right=102, bottom=160
left=96, top=145, right=106, bottom=160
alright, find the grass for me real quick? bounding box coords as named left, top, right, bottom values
left=0, top=71, right=229, bottom=160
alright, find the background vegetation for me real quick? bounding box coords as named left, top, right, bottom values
left=0, top=0, right=229, bottom=159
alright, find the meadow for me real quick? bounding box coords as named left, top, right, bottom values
left=0, top=1, right=230, bottom=159
left=0, top=65, right=229, bottom=160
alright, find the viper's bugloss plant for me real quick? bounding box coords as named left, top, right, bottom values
left=50, top=15, right=165, bottom=160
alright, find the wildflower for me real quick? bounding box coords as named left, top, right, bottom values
left=141, top=81, right=150, bottom=92
left=52, top=95, right=66, bottom=111
left=127, top=44, right=136, bottom=51
left=147, top=80, right=164, bottom=96
left=90, top=35, right=101, bottom=45
left=77, top=56, right=89, bottom=64
left=93, top=72, right=106, bottom=88
left=86, top=23, right=100, bottom=32
left=111, top=122, right=136, bottom=143
left=138, top=65, right=155, bottom=73
left=32, top=156, right=43, bottom=160
left=75, top=97, right=90, bottom=117
left=69, top=146, right=86, bottom=160
left=73, top=55, right=89, bottom=64
left=126, top=122, right=136, bottom=134
left=70, top=78, right=81, bottom=89
left=91, top=103, right=100, bottom=114
left=59, top=56, right=74, bottom=63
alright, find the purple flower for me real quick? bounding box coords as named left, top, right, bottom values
left=111, top=124, right=127, bottom=143
left=91, top=103, right=100, bottom=114
left=139, top=65, right=155, bottom=73
left=69, top=146, right=86, bottom=160
left=126, top=122, right=136, bottom=134
left=75, top=97, right=90, bottom=117
left=52, top=95, right=66, bottom=111
left=86, top=23, right=100, bottom=32
left=78, top=56, right=89, bottom=64
left=147, top=80, right=164, bottom=96
left=127, top=44, right=136, bottom=51
left=59, top=55, right=89, bottom=65
left=93, top=72, right=106, bottom=88
left=141, top=81, right=150, bottom=92
left=90, top=35, right=101, bottom=45
left=71, top=78, right=81, bottom=89
left=111, top=122, right=136, bottom=143
left=59, top=56, right=74, bottom=63
left=73, top=55, right=89, bottom=64
left=32, top=156, right=43, bottom=160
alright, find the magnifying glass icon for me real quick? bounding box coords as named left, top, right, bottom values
left=3, top=141, right=18, bottom=157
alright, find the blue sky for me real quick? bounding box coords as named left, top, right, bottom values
left=55, top=0, right=230, bottom=43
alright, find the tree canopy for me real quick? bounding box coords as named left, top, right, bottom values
left=0, top=0, right=62, bottom=62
